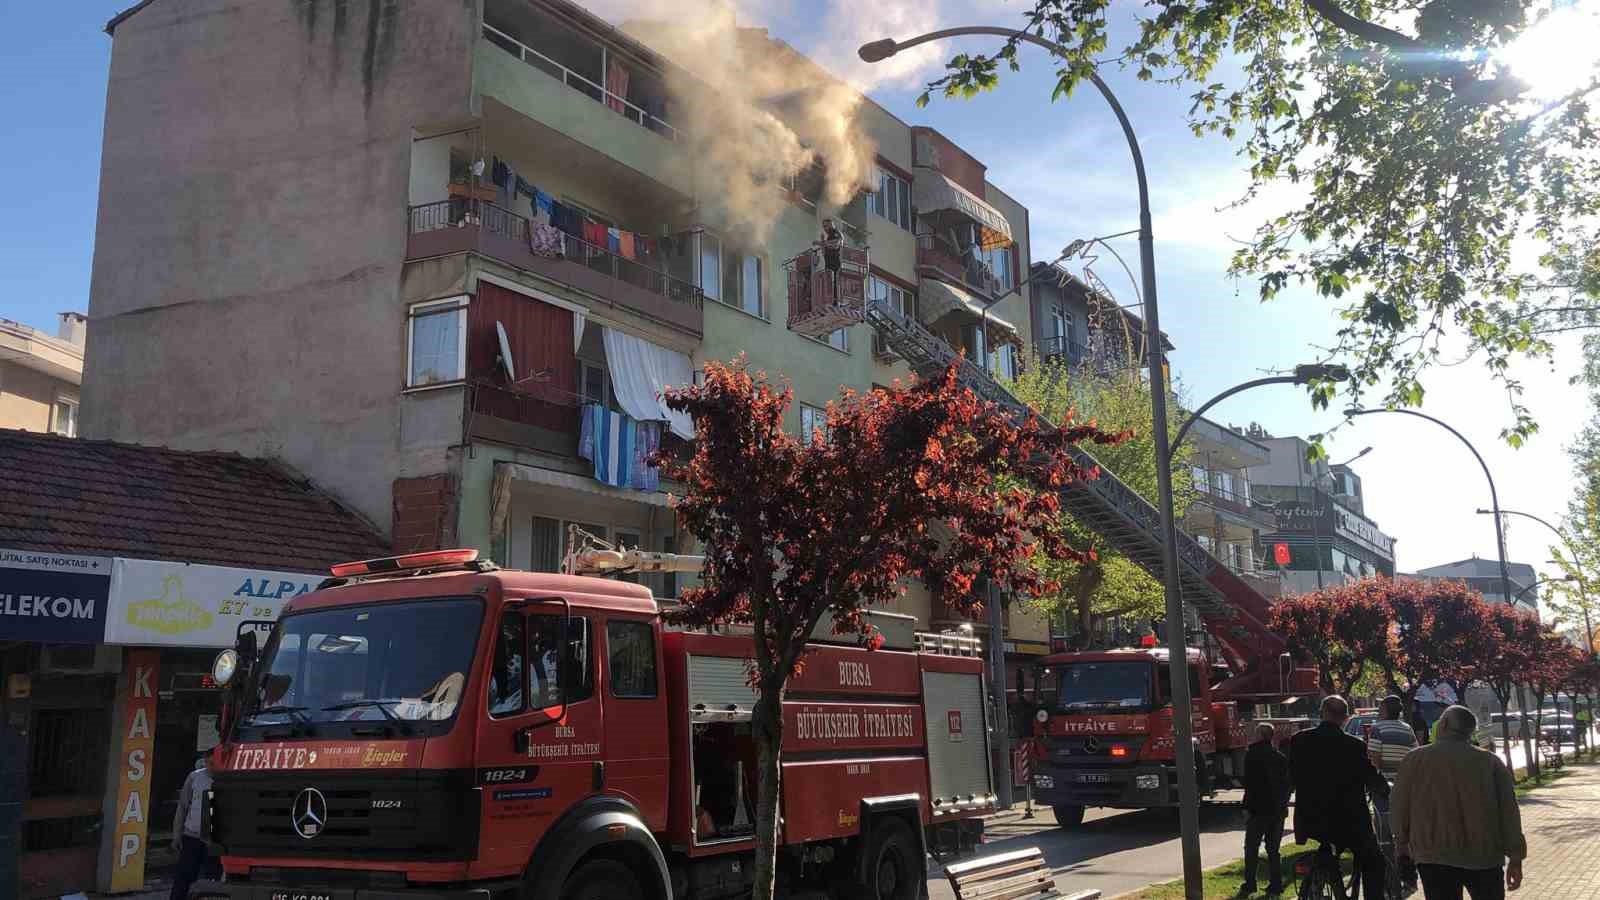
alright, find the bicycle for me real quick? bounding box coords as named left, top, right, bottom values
left=1298, top=842, right=1361, bottom=900
left=1370, top=791, right=1409, bottom=900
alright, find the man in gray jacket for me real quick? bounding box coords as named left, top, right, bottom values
left=1392, top=705, right=1527, bottom=899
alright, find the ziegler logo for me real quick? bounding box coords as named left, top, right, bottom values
left=838, top=661, right=872, bottom=687
left=362, top=747, right=406, bottom=767
left=837, top=811, right=859, bottom=829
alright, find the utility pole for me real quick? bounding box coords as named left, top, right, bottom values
left=986, top=580, right=1014, bottom=809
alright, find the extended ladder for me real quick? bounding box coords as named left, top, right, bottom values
left=861, top=299, right=1290, bottom=689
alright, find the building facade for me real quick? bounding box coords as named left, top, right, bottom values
left=1411, top=557, right=1541, bottom=612
left=1182, top=417, right=1281, bottom=598
left=85, top=1, right=1047, bottom=660
left=1248, top=435, right=1397, bottom=594
left=0, top=314, right=84, bottom=436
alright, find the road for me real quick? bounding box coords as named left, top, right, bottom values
left=925, top=792, right=1256, bottom=900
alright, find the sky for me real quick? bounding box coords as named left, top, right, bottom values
left=0, top=0, right=1588, bottom=614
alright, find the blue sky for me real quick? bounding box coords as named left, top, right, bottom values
left=0, top=0, right=1587, bottom=608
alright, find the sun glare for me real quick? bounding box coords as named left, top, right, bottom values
left=1495, top=3, right=1600, bottom=101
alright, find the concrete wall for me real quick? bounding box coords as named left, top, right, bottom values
left=83, top=0, right=481, bottom=532
left=0, top=362, right=68, bottom=433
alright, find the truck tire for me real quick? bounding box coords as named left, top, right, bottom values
left=861, top=816, right=919, bottom=900
left=1052, top=804, right=1085, bottom=827
left=560, top=858, right=642, bottom=900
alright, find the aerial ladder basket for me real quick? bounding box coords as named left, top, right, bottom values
left=785, top=243, right=869, bottom=338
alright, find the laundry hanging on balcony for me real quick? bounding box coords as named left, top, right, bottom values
left=602, top=327, right=695, bottom=440
left=579, top=404, right=637, bottom=488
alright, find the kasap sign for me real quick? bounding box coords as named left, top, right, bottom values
left=105, top=559, right=321, bottom=648
left=0, top=548, right=111, bottom=643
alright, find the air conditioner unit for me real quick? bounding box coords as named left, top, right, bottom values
left=37, top=644, right=123, bottom=675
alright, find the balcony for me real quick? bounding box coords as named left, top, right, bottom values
left=1038, top=335, right=1087, bottom=365
left=915, top=233, right=995, bottom=295
left=1188, top=478, right=1277, bottom=532
left=407, top=198, right=703, bottom=337
left=469, top=380, right=580, bottom=453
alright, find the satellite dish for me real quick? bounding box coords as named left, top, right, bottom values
left=495, top=321, right=516, bottom=383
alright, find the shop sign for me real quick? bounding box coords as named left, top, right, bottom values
left=1333, top=507, right=1396, bottom=557
left=108, top=649, right=160, bottom=892
left=105, top=559, right=321, bottom=648
left=0, top=548, right=111, bottom=643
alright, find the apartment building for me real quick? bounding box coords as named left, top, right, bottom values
left=0, top=314, right=84, bottom=435
left=1182, top=417, right=1281, bottom=598
left=86, top=0, right=1047, bottom=653
left=1249, top=434, right=1397, bottom=593
left=1028, top=262, right=1170, bottom=374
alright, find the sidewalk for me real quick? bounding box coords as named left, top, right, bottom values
left=1517, top=759, right=1600, bottom=898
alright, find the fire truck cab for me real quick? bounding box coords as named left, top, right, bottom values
left=197, top=550, right=992, bottom=900
left=1025, top=647, right=1251, bottom=825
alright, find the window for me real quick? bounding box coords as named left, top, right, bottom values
left=1048, top=304, right=1066, bottom=339
left=531, top=517, right=562, bottom=573
left=698, top=233, right=722, bottom=302
left=984, top=246, right=1014, bottom=293
left=528, top=614, right=594, bottom=706
left=577, top=360, right=620, bottom=411
left=991, top=343, right=1018, bottom=381
left=961, top=323, right=988, bottom=368
left=721, top=252, right=765, bottom=317
left=870, top=277, right=914, bottom=356
left=489, top=613, right=526, bottom=717
left=826, top=328, right=849, bottom=352
left=870, top=167, right=912, bottom=231
left=799, top=403, right=827, bottom=440
left=407, top=296, right=467, bottom=387
left=1191, top=466, right=1210, bottom=493
left=51, top=396, right=78, bottom=437
left=607, top=620, right=657, bottom=698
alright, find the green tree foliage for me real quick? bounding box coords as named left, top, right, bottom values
left=1008, top=355, right=1196, bottom=642
left=926, top=1, right=1600, bottom=441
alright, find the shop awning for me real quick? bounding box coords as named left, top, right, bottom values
left=918, top=278, right=1022, bottom=347
left=490, top=461, right=672, bottom=540
left=912, top=170, right=1013, bottom=249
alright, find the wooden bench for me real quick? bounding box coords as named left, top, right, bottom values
left=943, top=846, right=1099, bottom=900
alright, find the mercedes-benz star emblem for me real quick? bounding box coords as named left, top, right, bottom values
left=291, top=787, right=327, bottom=839
left=1083, top=736, right=1101, bottom=753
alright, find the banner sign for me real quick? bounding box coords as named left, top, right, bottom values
left=108, top=649, right=160, bottom=892
left=105, top=559, right=321, bottom=648
left=0, top=548, right=111, bottom=643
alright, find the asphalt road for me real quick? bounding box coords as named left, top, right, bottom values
left=925, top=791, right=1258, bottom=900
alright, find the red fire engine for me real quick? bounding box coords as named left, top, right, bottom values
left=196, top=548, right=992, bottom=900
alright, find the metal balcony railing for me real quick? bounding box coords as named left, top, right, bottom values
left=482, top=23, right=681, bottom=141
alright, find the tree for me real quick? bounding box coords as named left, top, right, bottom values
left=1481, top=604, right=1545, bottom=771
left=655, top=359, right=1124, bottom=900
left=1269, top=581, right=1395, bottom=698
left=1007, top=354, right=1193, bottom=643
left=926, top=2, right=1600, bottom=440
left=1528, top=633, right=1583, bottom=751
left=1379, top=578, right=1496, bottom=721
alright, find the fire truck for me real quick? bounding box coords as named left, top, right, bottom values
left=197, top=547, right=994, bottom=900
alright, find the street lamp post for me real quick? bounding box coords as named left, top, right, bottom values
left=862, top=28, right=1209, bottom=893
left=1170, top=365, right=1350, bottom=454
left=1344, top=407, right=1530, bottom=771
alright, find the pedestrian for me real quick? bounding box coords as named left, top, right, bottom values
left=1371, top=695, right=1420, bottom=777
left=1412, top=703, right=1432, bottom=745
left=1240, top=723, right=1290, bottom=896
left=1290, top=695, right=1390, bottom=897
left=171, top=751, right=215, bottom=900
left=1392, top=705, right=1526, bottom=899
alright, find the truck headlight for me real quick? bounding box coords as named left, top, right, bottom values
left=1135, top=774, right=1160, bottom=790
left=211, top=649, right=239, bottom=687
left=1033, top=774, right=1054, bottom=789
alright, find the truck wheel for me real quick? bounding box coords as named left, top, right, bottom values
left=560, top=858, right=641, bottom=900
left=1053, top=804, right=1085, bottom=827
left=862, top=817, right=919, bottom=900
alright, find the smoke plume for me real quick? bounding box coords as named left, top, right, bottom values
left=616, top=2, right=879, bottom=242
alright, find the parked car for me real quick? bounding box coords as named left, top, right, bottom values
left=1345, top=712, right=1379, bottom=739
left=1539, top=711, right=1578, bottom=745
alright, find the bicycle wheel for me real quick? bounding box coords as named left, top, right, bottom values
left=1299, top=850, right=1354, bottom=900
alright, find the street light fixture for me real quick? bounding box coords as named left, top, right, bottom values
left=1171, top=365, right=1352, bottom=454
left=863, top=26, right=1207, bottom=893
left=1344, top=406, right=1528, bottom=770
left=1474, top=508, right=1598, bottom=657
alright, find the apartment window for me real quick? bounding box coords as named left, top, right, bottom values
left=698, top=233, right=722, bottom=302
left=1191, top=466, right=1209, bottom=493
left=961, top=323, right=988, bottom=368
left=870, top=167, right=912, bottom=231
left=984, top=246, right=1014, bottom=293
left=991, top=343, right=1018, bottom=382
left=406, top=296, right=467, bottom=387
left=825, top=328, right=849, bottom=352
left=799, top=403, right=827, bottom=441
left=51, top=396, right=79, bottom=438
left=531, top=517, right=562, bottom=572
left=722, top=252, right=765, bottom=317
left=1048, top=304, right=1066, bottom=339
left=870, top=277, right=914, bottom=355
left=577, top=360, right=623, bottom=412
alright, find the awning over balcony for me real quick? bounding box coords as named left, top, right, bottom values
left=490, top=461, right=672, bottom=540
left=912, top=170, right=1013, bottom=249
left=919, top=278, right=1022, bottom=347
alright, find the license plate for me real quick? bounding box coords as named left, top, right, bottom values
left=1076, top=773, right=1111, bottom=784
left=269, top=892, right=344, bottom=900
left=1136, top=774, right=1161, bottom=789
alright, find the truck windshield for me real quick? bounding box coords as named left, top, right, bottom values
left=1055, top=662, right=1152, bottom=713
left=241, top=598, right=482, bottom=728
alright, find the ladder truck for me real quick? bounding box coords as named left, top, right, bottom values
left=786, top=243, right=1321, bottom=827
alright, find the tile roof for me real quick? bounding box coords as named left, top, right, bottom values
left=0, top=429, right=389, bottom=574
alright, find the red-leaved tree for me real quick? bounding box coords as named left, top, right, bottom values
left=1381, top=578, right=1495, bottom=721
left=1270, top=581, right=1395, bottom=697
left=1481, top=604, right=1544, bottom=771
left=655, top=360, right=1125, bottom=899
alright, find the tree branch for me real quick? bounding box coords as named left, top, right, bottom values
left=1302, top=0, right=1420, bottom=50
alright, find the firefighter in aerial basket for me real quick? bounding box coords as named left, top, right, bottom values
left=820, top=218, right=844, bottom=299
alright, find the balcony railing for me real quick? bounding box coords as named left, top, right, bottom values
left=407, top=198, right=703, bottom=336
left=1038, top=335, right=1089, bottom=362
left=915, top=233, right=996, bottom=295
left=483, top=23, right=681, bottom=142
